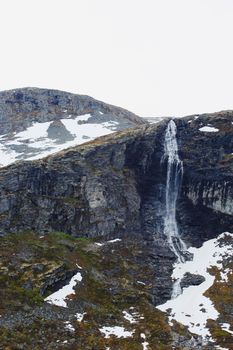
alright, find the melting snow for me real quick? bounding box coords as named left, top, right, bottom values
left=0, top=116, right=119, bottom=167
left=141, top=333, right=149, bottom=350
left=45, top=272, right=82, bottom=307
left=157, top=232, right=233, bottom=338
left=64, top=321, right=75, bottom=332
left=123, top=309, right=144, bottom=323
left=100, top=326, right=134, bottom=338
left=137, top=280, right=146, bottom=285
left=123, top=311, right=137, bottom=324
left=199, top=126, right=219, bottom=132
left=95, top=242, right=104, bottom=247
left=107, top=238, right=122, bottom=243
left=220, top=268, right=231, bottom=282
left=221, top=323, right=233, bottom=335
left=95, top=238, right=122, bottom=247
left=76, top=263, right=83, bottom=270
left=76, top=312, right=86, bottom=322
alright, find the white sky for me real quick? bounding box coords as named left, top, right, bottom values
left=0, top=0, right=233, bottom=117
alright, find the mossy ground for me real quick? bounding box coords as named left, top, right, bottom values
left=205, top=234, right=233, bottom=349
left=0, top=231, right=194, bottom=349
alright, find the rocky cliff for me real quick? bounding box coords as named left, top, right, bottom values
left=1, top=111, right=233, bottom=245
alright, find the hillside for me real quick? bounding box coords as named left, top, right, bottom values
left=0, top=88, right=147, bottom=167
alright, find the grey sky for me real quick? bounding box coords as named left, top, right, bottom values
left=0, top=0, right=233, bottom=117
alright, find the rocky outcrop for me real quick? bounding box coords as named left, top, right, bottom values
left=47, top=120, right=74, bottom=143
left=180, top=273, right=205, bottom=289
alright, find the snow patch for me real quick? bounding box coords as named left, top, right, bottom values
left=76, top=312, right=86, bottom=322
left=0, top=116, right=119, bottom=167
left=107, top=238, right=122, bottom=244
left=95, top=238, right=122, bottom=247
left=64, top=321, right=75, bottom=332
left=100, top=326, right=134, bottom=339
left=157, top=232, right=233, bottom=338
left=141, top=333, right=149, bottom=350
left=123, top=310, right=144, bottom=323
left=123, top=311, right=137, bottom=324
left=221, top=323, right=233, bottom=335
left=220, top=268, right=231, bottom=282
left=76, top=263, right=83, bottom=270
left=199, top=126, right=219, bottom=132
left=45, top=272, right=82, bottom=308
left=137, top=280, right=146, bottom=286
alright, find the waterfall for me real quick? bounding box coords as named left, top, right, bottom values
left=163, top=120, right=186, bottom=262
left=163, top=120, right=187, bottom=298
left=163, top=120, right=186, bottom=299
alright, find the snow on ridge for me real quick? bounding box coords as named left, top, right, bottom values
left=45, top=272, right=82, bottom=308
left=199, top=126, right=219, bottom=132
left=0, top=116, right=120, bottom=167
left=157, top=232, right=233, bottom=339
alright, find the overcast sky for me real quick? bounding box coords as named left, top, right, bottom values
left=0, top=0, right=233, bottom=117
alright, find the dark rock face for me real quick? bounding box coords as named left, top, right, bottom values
left=175, top=111, right=233, bottom=246
left=1, top=112, right=233, bottom=244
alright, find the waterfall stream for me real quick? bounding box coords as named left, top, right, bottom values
left=163, top=120, right=187, bottom=298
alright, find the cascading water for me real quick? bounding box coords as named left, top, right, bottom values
left=163, top=120, right=187, bottom=298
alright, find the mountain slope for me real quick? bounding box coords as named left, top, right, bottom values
left=0, top=87, right=147, bottom=167
left=1, top=109, right=233, bottom=348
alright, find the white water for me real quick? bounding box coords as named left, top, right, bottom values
left=163, top=120, right=186, bottom=264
